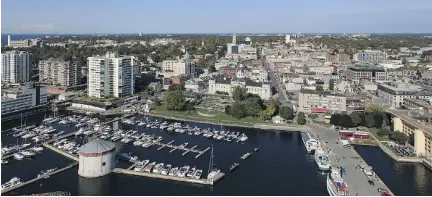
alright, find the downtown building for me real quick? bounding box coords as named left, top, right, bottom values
left=1, top=51, right=31, bottom=84
left=87, top=52, right=134, bottom=98
left=353, top=50, right=387, bottom=63
left=160, top=52, right=196, bottom=78
left=298, top=89, right=347, bottom=114
left=1, top=83, right=48, bottom=116
left=39, top=58, right=81, bottom=87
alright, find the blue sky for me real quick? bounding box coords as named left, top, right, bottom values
left=2, top=0, right=432, bottom=34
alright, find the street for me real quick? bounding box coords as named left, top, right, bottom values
left=263, top=60, right=290, bottom=104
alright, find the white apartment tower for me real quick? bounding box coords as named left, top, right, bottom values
left=232, top=33, right=237, bottom=44
left=1, top=51, right=31, bottom=83
left=39, top=58, right=81, bottom=87
left=87, top=52, right=134, bottom=98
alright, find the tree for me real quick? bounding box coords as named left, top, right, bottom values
left=389, top=132, right=408, bottom=145
left=279, top=106, right=294, bottom=120
left=168, top=84, right=184, bottom=91
left=224, top=105, right=231, bottom=114
left=315, top=85, right=324, bottom=91
left=244, top=98, right=264, bottom=117
left=232, top=86, right=247, bottom=102
left=260, top=101, right=278, bottom=120
left=230, top=102, right=246, bottom=119
left=374, top=113, right=384, bottom=128
left=350, top=112, right=362, bottom=127
left=377, top=128, right=391, bottom=137
left=330, top=114, right=342, bottom=126
left=329, top=79, right=336, bottom=91
left=163, top=91, right=186, bottom=111
left=365, top=113, right=376, bottom=128
left=297, top=112, right=306, bottom=125
left=365, top=104, right=385, bottom=113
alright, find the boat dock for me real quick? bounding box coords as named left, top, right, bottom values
left=112, top=168, right=225, bottom=185
left=182, top=145, right=198, bottom=156
left=156, top=142, right=209, bottom=156
left=309, top=124, right=394, bottom=196
left=42, top=143, right=79, bottom=162
left=195, top=147, right=210, bottom=158
left=1, top=163, right=78, bottom=195
left=157, top=140, right=174, bottom=150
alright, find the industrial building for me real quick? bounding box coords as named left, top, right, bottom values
left=78, top=139, right=116, bottom=178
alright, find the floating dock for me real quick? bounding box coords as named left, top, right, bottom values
left=157, top=140, right=174, bottom=150
left=42, top=143, right=79, bottom=162
left=1, top=163, right=78, bottom=194
left=182, top=145, right=198, bottom=156
left=112, top=168, right=225, bottom=185
left=195, top=147, right=210, bottom=158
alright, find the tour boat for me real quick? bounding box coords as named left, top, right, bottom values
left=327, top=168, right=349, bottom=196
left=315, top=148, right=331, bottom=171
left=301, top=131, right=321, bottom=154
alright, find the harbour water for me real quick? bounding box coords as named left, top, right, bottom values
left=1, top=114, right=432, bottom=196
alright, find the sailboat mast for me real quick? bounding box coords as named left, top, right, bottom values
left=208, top=144, right=214, bottom=175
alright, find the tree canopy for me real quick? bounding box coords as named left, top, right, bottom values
left=163, top=90, right=186, bottom=111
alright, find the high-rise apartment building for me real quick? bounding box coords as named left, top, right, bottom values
left=39, top=58, right=81, bottom=87
left=87, top=52, right=134, bottom=98
left=1, top=51, right=31, bottom=83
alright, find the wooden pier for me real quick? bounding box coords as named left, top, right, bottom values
left=1, top=163, right=78, bottom=194
left=195, top=147, right=210, bottom=158
left=42, top=143, right=79, bottom=161
left=182, top=145, right=198, bottom=156
left=157, top=140, right=174, bottom=150
left=112, top=168, right=225, bottom=186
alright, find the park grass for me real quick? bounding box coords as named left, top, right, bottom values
left=152, top=106, right=266, bottom=126
left=361, top=127, right=389, bottom=141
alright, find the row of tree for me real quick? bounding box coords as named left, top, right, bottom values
left=376, top=128, right=409, bottom=144
left=330, top=111, right=389, bottom=129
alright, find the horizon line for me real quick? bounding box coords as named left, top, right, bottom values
left=2, top=32, right=432, bottom=35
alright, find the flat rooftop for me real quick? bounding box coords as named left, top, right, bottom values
left=348, top=63, right=385, bottom=72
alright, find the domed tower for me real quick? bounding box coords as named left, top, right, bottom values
left=78, top=139, right=116, bottom=178
left=236, top=64, right=247, bottom=79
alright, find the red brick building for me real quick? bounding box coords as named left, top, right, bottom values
left=219, top=66, right=237, bottom=79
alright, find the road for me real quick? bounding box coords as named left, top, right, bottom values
left=263, top=60, right=290, bottom=104
left=308, top=123, right=393, bottom=196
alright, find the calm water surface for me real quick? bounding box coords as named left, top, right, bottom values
left=1, top=114, right=431, bottom=195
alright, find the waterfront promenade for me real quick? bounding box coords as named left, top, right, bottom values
left=308, top=123, right=394, bottom=196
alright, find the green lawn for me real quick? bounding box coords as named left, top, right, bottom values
left=361, top=127, right=389, bottom=141
left=152, top=106, right=266, bottom=126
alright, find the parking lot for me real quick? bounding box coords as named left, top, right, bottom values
left=384, top=142, right=417, bottom=157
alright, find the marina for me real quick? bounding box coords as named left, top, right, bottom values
left=1, top=113, right=432, bottom=195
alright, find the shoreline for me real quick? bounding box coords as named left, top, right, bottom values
left=144, top=112, right=310, bottom=132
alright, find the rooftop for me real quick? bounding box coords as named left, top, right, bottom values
left=300, top=89, right=346, bottom=97
left=79, top=139, right=115, bottom=154
left=348, top=63, right=385, bottom=72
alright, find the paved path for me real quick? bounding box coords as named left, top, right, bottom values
left=263, top=60, right=289, bottom=104
left=308, top=123, right=393, bottom=196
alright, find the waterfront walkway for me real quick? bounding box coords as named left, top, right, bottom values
left=308, top=123, right=393, bottom=196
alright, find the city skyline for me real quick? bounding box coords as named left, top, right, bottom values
left=2, top=0, right=432, bottom=34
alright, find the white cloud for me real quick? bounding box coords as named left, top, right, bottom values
left=20, top=23, right=55, bottom=32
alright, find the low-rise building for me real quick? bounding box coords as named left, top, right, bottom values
left=208, top=78, right=272, bottom=100
left=219, top=66, right=237, bottom=79
left=377, top=82, right=431, bottom=108
left=403, top=99, right=432, bottom=113
left=345, top=64, right=388, bottom=83
left=184, top=80, right=204, bottom=92
left=1, top=83, right=48, bottom=115
left=298, top=89, right=347, bottom=113
left=353, top=50, right=387, bottom=63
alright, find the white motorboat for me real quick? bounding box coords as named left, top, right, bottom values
left=133, top=140, right=144, bottom=146
left=1, top=177, right=21, bottom=190
left=207, top=168, right=220, bottom=180
left=186, top=167, right=196, bottom=177
left=32, top=146, right=44, bottom=152
left=143, top=162, right=156, bottom=172
left=315, top=148, right=331, bottom=171
left=160, top=164, right=172, bottom=175
left=1, top=160, right=9, bottom=165
left=13, top=153, right=24, bottom=160
left=168, top=167, right=179, bottom=176
left=177, top=165, right=190, bottom=177
left=193, top=169, right=203, bottom=179
left=239, top=133, right=248, bottom=141
left=152, top=163, right=164, bottom=174
left=301, top=131, right=321, bottom=154
left=134, top=161, right=146, bottom=172
left=20, top=150, right=35, bottom=157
